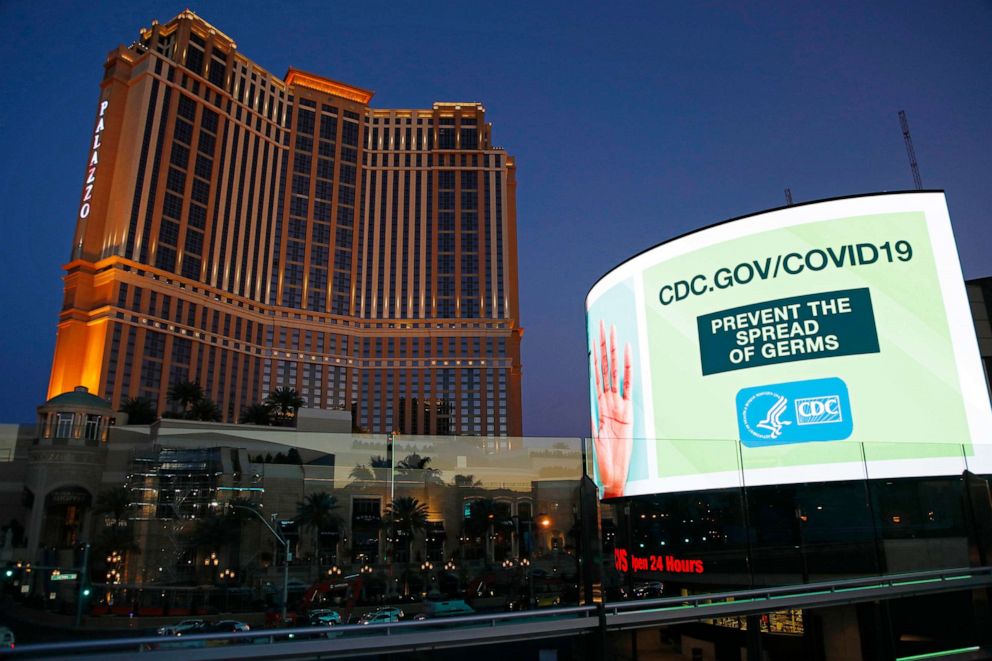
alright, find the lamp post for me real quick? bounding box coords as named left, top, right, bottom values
left=227, top=504, right=291, bottom=624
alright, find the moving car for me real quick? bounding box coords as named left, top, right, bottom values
left=157, top=619, right=207, bottom=636
left=423, top=598, right=474, bottom=618
left=0, top=626, right=14, bottom=649
left=358, top=607, right=402, bottom=625
left=204, top=620, right=250, bottom=633
left=309, top=609, right=343, bottom=626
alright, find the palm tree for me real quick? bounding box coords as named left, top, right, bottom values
left=93, top=486, right=131, bottom=527
left=295, top=492, right=341, bottom=566
left=192, top=514, right=237, bottom=578
left=168, top=380, right=204, bottom=415
left=453, top=474, right=482, bottom=488
left=265, top=387, right=305, bottom=426
left=349, top=464, right=375, bottom=488
left=187, top=397, right=221, bottom=421
left=385, top=496, right=429, bottom=563
left=239, top=402, right=273, bottom=425
left=119, top=397, right=157, bottom=425
left=397, top=454, right=443, bottom=486
left=465, top=498, right=498, bottom=563
left=369, top=455, right=391, bottom=483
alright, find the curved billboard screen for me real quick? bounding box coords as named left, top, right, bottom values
left=586, top=192, right=992, bottom=499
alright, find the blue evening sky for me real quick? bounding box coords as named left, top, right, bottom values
left=1, top=1, right=990, bottom=435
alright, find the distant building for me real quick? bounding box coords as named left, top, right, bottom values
left=49, top=10, right=522, bottom=437
left=967, top=276, right=992, bottom=396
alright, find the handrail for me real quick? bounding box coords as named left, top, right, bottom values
left=604, top=566, right=991, bottom=613
left=2, top=566, right=988, bottom=658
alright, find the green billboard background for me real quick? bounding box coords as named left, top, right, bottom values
left=587, top=194, right=992, bottom=498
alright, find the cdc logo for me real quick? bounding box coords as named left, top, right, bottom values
left=736, top=378, right=853, bottom=448
left=795, top=395, right=842, bottom=425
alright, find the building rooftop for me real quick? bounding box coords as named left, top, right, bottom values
left=41, top=386, right=113, bottom=411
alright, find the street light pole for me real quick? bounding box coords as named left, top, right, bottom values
left=229, top=504, right=290, bottom=624
left=74, top=543, right=90, bottom=628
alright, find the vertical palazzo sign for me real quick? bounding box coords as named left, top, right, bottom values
left=78, top=99, right=109, bottom=221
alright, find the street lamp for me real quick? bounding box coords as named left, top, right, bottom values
left=327, top=565, right=342, bottom=579
left=226, top=503, right=291, bottom=624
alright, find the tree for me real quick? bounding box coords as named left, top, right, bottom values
left=192, top=513, right=237, bottom=574
left=187, top=397, right=221, bottom=422
left=348, top=464, right=375, bottom=488
left=397, top=454, right=444, bottom=486
left=168, top=380, right=204, bottom=414
left=265, top=387, right=305, bottom=426
left=385, top=496, right=429, bottom=563
left=92, top=486, right=139, bottom=563
left=119, top=397, right=157, bottom=425
left=453, top=474, right=482, bottom=488
left=295, top=492, right=341, bottom=566
left=93, top=486, right=131, bottom=527
left=464, top=498, right=498, bottom=563
left=240, top=402, right=273, bottom=426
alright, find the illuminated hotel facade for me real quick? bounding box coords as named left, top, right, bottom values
left=49, top=10, right=522, bottom=436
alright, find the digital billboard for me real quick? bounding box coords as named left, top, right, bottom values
left=586, top=192, right=992, bottom=499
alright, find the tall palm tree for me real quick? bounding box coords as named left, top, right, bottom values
left=239, top=402, right=273, bottom=425
left=397, top=454, right=443, bottom=486
left=168, top=380, right=204, bottom=414
left=369, top=455, right=391, bottom=483
left=453, top=474, right=482, bottom=488
left=93, top=486, right=131, bottom=527
left=265, top=387, right=305, bottom=426
left=385, top=496, right=429, bottom=563
left=119, top=397, right=157, bottom=425
left=295, top=492, right=341, bottom=566
left=465, top=498, right=498, bottom=563
left=187, top=397, right=221, bottom=421
left=349, top=464, right=375, bottom=488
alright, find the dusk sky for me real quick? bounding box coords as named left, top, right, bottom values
left=1, top=1, right=990, bottom=435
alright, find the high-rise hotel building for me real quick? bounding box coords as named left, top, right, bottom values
left=49, top=11, right=522, bottom=436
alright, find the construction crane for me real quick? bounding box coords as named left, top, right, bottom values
left=784, top=188, right=793, bottom=206
left=898, top=110, right=923, bottom=190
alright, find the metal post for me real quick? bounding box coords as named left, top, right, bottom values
left=282, top=537, right=290, bottom=624
left=229, top=505, right=290, bottom=625
left=74, top=543, right=90, bottom=628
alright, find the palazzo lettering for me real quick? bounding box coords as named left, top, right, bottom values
left=78, top=99, right=109, bottom=220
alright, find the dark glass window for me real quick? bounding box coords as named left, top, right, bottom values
left=185, top=46, right=204, bottom=76
left=177, top=94, right=197, bottom=121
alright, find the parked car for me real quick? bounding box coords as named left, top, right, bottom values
left=0, top=626, right=14, bottom=649
left=157, top=619, right=207, bottom=636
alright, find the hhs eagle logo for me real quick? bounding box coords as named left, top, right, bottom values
left=736, top=378, right=853, bottom=447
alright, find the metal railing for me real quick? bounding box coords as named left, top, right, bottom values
left=3, top=566, right=990, bottom=660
